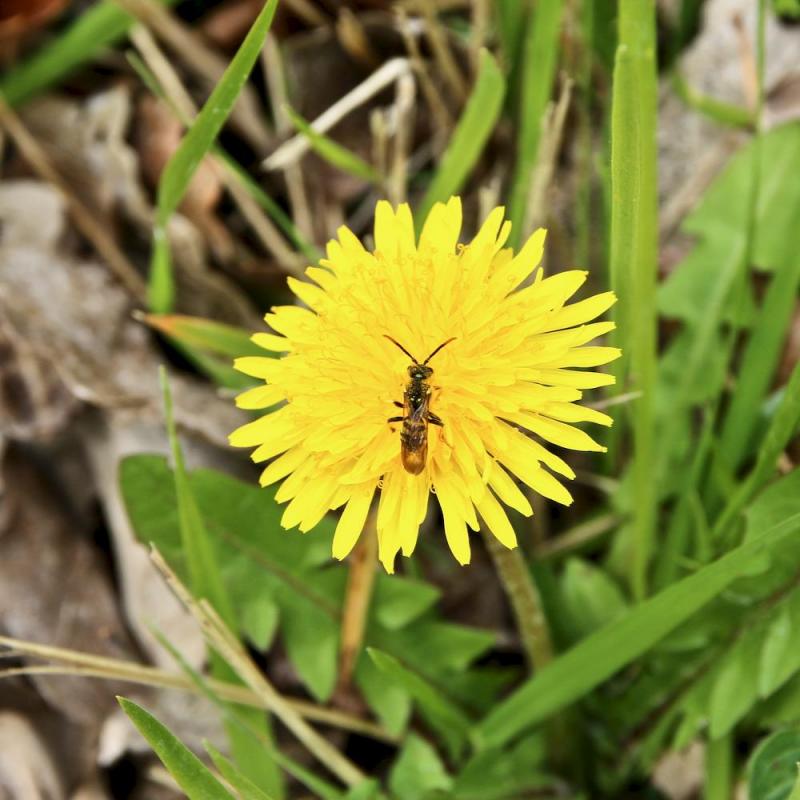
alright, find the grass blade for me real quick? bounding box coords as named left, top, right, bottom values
left=711, top=361, right=800, bottom=545
left=206, top=742, right=277, bottom=800
left=161, top=367, right=235, bottom=622
left=143, top=315, right=266, bottom=358
left=0, top=0, right=178, bottom=107
left=416, top=49, right=505, bottom=230
left=507, top=0, right=563, bottom=248
left=118, top=697, right=235, bottom=800
left=284, top=106, right=379, bottom=183
left=608, top=0, right=659, bottom=599
left=477, top=507, right=800, bottom=748
left=713, top=251, right=800, bottom=478
left=150, top=0, right=279, bottom=312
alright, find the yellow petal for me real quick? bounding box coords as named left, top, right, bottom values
left=527, top=368, right=616, bottom=389
left=543, top=347, right=621, bottom=368
left=485, top=460, right=533, bottom=516
left=512, top=412, right=606, bottom=452
left=435, top=476, right=471, bottom=565
left=251, top=333, right=291, bottom=353
left=419, top=196, right=462, bottom=255
left=543, top=291, right=617, bottom=330
left=476, top=489, right=517, bottom=549
left=538, top=402, right=614, bottom=427
left=259, top=447, right=307, bottom=486
left=234, top=356, right=282, bottom=380
left=235, top=383, right=285, bottom=410
left=497, top=227, right=546, bottom=291
left=287, top=277, right=327, bottom=311
left=332, top=482, right=376, bottom=560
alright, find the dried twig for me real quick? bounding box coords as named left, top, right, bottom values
left=388, top=71, right=416, bottom=204
left=397, top=10, right=452, bottom=150
left=524, top=76, right=574, bottom=236
left=263, top=57, right=413, bottom=172
left=413, top=0, right=469, bottom=102
left=150, top=548, right=368, bottom=788
left=262, top=34, right=314, bottom=241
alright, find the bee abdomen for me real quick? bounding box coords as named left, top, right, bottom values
left=401, top=421, right=426, bottom=451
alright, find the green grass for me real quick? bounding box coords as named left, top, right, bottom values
left=507, top=0, right=564, bottom=248
left=0, top=0, right=179, bottom=106
left=149, top=0, right=280, bottom=313
left=416, top=49, right=506, bottom=231
left=609, top=0, right=659, bottom=600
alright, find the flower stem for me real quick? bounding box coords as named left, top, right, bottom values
left=485, top=535, right=553, bottom=669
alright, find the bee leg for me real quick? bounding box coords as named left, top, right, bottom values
left=387, top=416, right=404, bottom=423
left=427, top=412, right=444, bottom=427
left=393, top=401, right=403, bottom=408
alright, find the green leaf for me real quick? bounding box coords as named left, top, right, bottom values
left=749, top=730, right=800, bottom=800
left=118, top=698, right=235, bottom=800
left=559, top=558, right=628, bottom=640
left=284, top=106, right=378, bottom=182
left=354, top=653, right=411, bottom=735
left=507, top=1, right=564, bottom=247
left=368, top=648, right=471, bottom=759
left=372, top=575, right=439, bottom=630
left=709, top=625, right=764, bottom=738
left=452, top=733, right=550, bottom=800
left=343, top=780, right=380, bottom=800
left=417, top=50, right=506, bottom=229
left=477, top=506, right=800, bottom=748
left=759, top=591, right=800, bottom=699
left=277, top=587, right=340, bottom=701
left=150, top=0, right=279, bottom=311
left=205, top=742, right=276, bottom=800
left=0, top=0, right=178, bottom=107
left=389, top=735, right=452, bottom=800
left=120, top=454, right=500, bottom=737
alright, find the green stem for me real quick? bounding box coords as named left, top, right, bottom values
left=485, top=536, right=553, bottom=669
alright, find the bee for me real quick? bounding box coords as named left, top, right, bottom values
left=384, top=335, right=456, bottom=475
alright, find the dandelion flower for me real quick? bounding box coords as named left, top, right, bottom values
left=229, top=197, right=619, bottom=572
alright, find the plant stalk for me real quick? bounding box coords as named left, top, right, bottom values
left=485, top=535, right=553, bottom=670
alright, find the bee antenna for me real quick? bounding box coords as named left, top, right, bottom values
left=423, top=337, right=457, bottom=365
left=383, top=334, right=419, bottom=364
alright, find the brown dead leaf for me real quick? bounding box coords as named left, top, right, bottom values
left=0, top=447, right=136, bottom=729
left=0, top=0, right=67, bottom=43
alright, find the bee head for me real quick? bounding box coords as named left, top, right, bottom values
left=409, top=365, right=433, bottom=380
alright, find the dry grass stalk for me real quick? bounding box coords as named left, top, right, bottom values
left=263, top=57, right=413, bottom=172
left=262, top=34, right=315, bottom=241
left=150, top=548, right=368, bottom=788
left=114, top=0, right=271, bottom=152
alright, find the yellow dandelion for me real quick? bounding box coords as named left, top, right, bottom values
left=229, top=197, right=620, bottom=573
